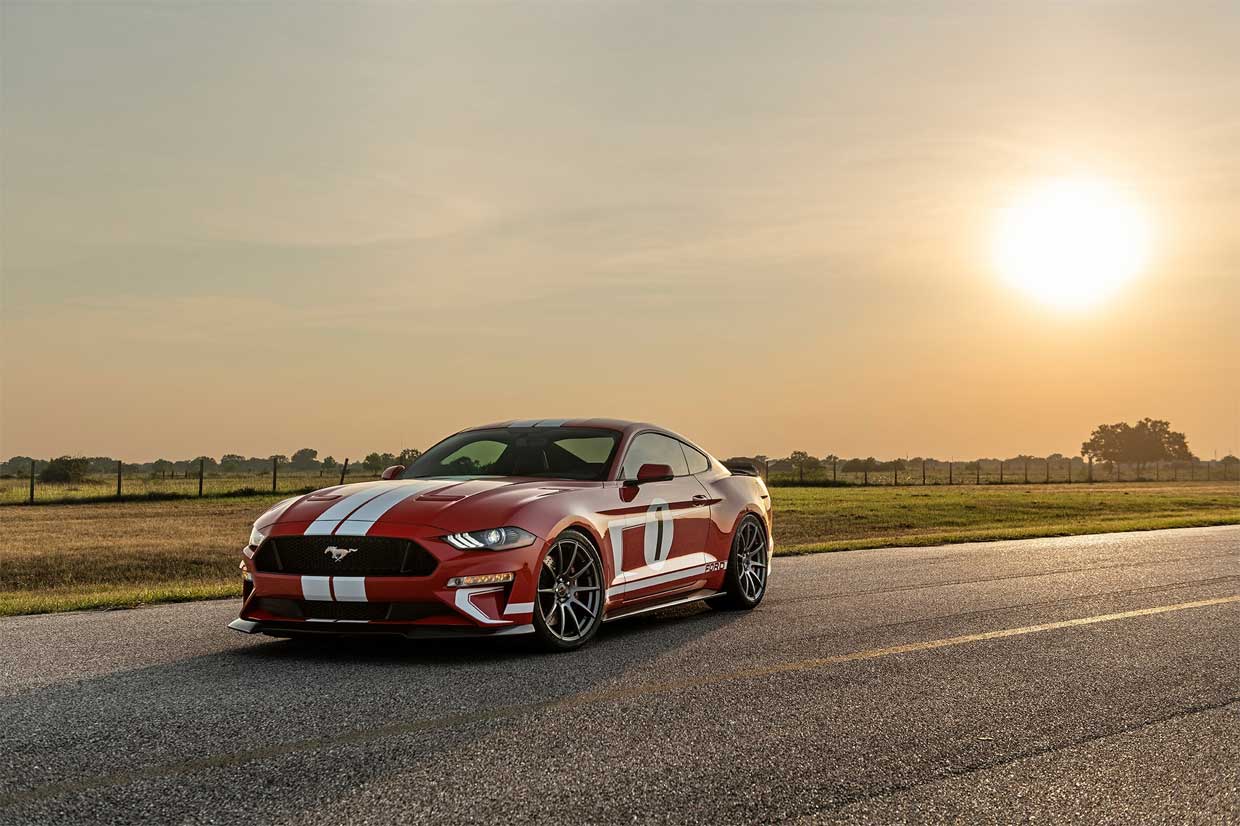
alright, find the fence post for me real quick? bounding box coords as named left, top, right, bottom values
left=1088, top=456, right=1094, bottom=483
left=832, top=459, right=837, bottom=482
left=29, top=460, right=36, bottom=504
left=1045, top=458, right=1050, bottom=484
left=922, top=460, right=926, bottom=485
left=948, top=461, right=953, bottom=484
left=1024, top=458, right=1029, bottom=484
left=198, top=458, right=205, bottom=497
left=272, top=457, right=278, bottom=492
left=976, top=461, right=980, bottom=485
left=893, top=465, right=898, bottom=486
left=339, top=458, right=349, bottom=486
left=999, top=460, right=1004, bottom=484
left=117, top=460, right=122, bottom=497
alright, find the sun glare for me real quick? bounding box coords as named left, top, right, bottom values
left=993, top=176, right=1151, bottom=310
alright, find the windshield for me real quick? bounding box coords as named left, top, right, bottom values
left=403, top=427, right=620, bottom=481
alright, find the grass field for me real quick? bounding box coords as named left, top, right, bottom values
left=0, top=482, right=1236, bottom=616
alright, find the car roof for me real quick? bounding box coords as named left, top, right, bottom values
left=455, top=419, right=717, bottom=468
left=462, top=418, right=695, bottom=442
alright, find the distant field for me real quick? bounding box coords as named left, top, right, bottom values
left=0, top=482, right=1236, bottom=616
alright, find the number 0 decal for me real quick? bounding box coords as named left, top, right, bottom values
left=643, top=498, right=674, bottom=568
left=607, top=498, right=676, bottom=581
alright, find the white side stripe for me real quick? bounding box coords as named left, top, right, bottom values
left=615, top=551, right=718, bottom=588
left=606, top=564, right=712, bottom=599
left=333, top=577, right=367, bottom=602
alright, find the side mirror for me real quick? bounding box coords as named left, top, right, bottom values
left=625, top=463, right=674, bottom=486
left=380, top=465, right=406, bottom=480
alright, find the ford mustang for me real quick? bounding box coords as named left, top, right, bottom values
left=229, top=419, right=772, bottom=650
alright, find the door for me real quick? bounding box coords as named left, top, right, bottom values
left=604, top=432, right=715, bottom=603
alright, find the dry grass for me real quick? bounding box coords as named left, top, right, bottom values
left=0, top=496, right=272, bottom=614
left=1, top=482, right=1236, bottom=616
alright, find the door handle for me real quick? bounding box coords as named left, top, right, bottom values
left=692, top=494, right=709, bottom=502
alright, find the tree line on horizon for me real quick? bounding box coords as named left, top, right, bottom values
left=729, top=419, right=1234, bottom=481
left=2, top=448, right=425, bottom=485
left=4, top=419, right=1236, bottom=486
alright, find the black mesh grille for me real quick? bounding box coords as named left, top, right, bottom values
left=253, top=597, right=447, bottom=622
left=302, top=601, right=391, bottom=621
left=253, top=536, right=437, bottom=576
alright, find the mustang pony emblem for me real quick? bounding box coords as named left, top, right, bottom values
left=324, top=545, right=358, bottom=562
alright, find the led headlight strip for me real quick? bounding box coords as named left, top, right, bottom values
left=443, top=527, right=536, bottom=551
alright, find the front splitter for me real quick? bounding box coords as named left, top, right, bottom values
left=227, top=617, right=533, bottom=639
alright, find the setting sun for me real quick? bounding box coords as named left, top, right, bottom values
left=993, top=177, right=1152, bottom=310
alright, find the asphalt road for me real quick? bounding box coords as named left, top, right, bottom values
left=2, top=525, right=1238, bottom=825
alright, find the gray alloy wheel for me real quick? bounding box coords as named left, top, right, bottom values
left=532, top=529, right=605, bottom=651
left=708, top=514, right=769, bottom=610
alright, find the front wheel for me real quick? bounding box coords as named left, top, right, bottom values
left=531, top=529, right=605, bottom=652
left=708, top=514, right=769, bottom=610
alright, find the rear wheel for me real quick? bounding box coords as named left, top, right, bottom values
left=708, top=514, right=769, bottom=610
left=532, top=529, right=605, bottom=651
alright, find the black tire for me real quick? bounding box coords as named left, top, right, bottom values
left=531, top=528, right=606, bottom=652
left=708, top=514, right=769, bottom=610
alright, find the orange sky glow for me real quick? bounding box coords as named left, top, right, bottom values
left=2, top=3, right=1237, bottom=463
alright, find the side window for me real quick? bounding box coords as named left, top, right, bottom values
left=681, top=443, right=710, bottom=475
left=621, top=433, right=690, bottom=479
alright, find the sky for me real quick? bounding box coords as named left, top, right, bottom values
left=2, top=1, right=1237, bottom=463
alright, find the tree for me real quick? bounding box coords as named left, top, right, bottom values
left=1081, top=418, right=1194, bottom=477
left=363, top=452, right=390, bottom=474
left=3, top=456, right=35, bottom=476
left=39, top=456, right=91, bottom=484
left=321, top=455, right=338, bottom=470
left=398, top=448, right=422, bottom=466
left=290, top=448, right=319, bottom=470
left=842, top=457, right=878, bottom=484
left=219, top=454, right=245, bottom=473
left=269, top=454, right=288, bottom=466
left=788, top=450, right=811, bottom=483
left=823, top=454, right=839, bottom=481
left=151, top=459, right=174, bottom=478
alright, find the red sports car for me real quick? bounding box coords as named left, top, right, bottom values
left=229, top=419, right=772, bottom=650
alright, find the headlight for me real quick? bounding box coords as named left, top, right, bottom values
left=249, top=525, right=267, bottom=548
left=443, top=527, right=536, bottom=551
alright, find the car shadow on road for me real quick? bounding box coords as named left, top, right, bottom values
left=1, top=601, right=747, bottom=822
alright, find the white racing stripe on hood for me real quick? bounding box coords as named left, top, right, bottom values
left=303, top=482, right=406, bottom=535
left=332, top=480, right=449, bottom=536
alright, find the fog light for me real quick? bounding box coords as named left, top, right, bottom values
left=446, top=572, right=515, bottom=588
left=239, top=561, right=252, bottom=582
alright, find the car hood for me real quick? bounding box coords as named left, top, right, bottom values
left=259, top=477, right=595, bottom=535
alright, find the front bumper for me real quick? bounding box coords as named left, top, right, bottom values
left=227, top=617, right=534, bottom=639
left=235, top=528, right=544, bottom=635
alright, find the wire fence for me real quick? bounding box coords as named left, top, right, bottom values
left=759, top=457, right=1238, bottom=487
left=1, top=455, right=1236, bottom=505
left=0, top=459, right=382, bottom=505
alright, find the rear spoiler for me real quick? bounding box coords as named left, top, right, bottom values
left=723, top=460, right=761, bottom=477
